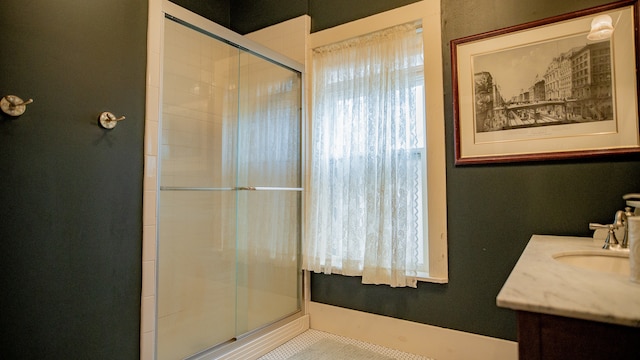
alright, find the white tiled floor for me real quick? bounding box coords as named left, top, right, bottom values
left=258, top=329, right=431, bottom=360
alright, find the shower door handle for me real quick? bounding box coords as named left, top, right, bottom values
left=236, top=186, right=303, bottom=191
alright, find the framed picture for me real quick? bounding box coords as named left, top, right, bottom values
left=451, top=0, right=640, bottom=164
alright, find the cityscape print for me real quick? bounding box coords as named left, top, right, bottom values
left=472, top=34, right=613, bottom=134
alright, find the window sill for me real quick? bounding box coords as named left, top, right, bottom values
left=305, top=269, right=448, bottom=285
left=415, top=271, right=448, bottom=284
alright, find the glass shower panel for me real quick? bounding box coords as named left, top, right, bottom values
left=157, top=18, right=240, bottom=360
left=236, top=191, right=301, bottom=334
left=236, top=55, right=301, bottom=188
left=157, top=191, right=236, bottom=359
left=235, top=51, right=302, bottom=335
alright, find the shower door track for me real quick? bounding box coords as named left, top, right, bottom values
left=160, top=186, right=304, bottom=191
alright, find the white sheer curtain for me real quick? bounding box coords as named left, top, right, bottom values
left=305, top=22, right=425, bottom=288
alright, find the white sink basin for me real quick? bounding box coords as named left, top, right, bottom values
left=553, top=250, right=629, bottom=276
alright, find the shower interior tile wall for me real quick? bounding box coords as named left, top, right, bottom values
left=162, top=21, right=235, bottom=188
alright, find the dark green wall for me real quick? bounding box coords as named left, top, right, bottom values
left=170, top=0, right=231, bottom=28
left=311, top=0, right=640, bottom=341
left=231, top=0, right=421, bottom=34
left=232, top=0, right=308, bottom=34
left=0, top=1, right=147, bottom=358
left=175, top=0, right=421, bottom=34
left=307, top=0, right=421, bottom=32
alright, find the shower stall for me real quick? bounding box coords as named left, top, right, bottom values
left=156, top=11, right=304, bottom=360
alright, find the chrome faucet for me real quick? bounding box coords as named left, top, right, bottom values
left=590, top=194, right=638, bottom=250
left=590, top=206, right=633, bottom=250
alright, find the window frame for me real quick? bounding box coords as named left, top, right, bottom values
left=306, top=0, right=448, bottom=283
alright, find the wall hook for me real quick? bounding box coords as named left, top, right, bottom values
left=1, top=95, right=33, bottom=116
left=98, top=111, right=126, bottom=129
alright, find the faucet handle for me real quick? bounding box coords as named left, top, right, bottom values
left=589, top=223, right=615, bottom=230
left=589, top=223, right=619, bottom=249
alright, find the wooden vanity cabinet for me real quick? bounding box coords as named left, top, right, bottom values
left=517, top=311, right=640, bottom=360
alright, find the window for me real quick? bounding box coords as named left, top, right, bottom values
left=303, top=1, right=448, bottom=287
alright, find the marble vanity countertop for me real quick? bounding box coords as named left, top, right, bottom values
left=496, top=235, right=640, bottom=327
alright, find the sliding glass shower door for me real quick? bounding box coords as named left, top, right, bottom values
left=234, top=48, right=303, bottom=336
left=157, top=18, right=302, bottom=360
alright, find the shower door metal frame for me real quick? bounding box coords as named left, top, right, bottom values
left=156, top=1, right=308, bottom=359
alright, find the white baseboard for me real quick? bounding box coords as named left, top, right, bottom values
left=308, top=302, right=517, bottom=360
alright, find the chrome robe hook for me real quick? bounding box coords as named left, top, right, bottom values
left=1, top=95, right=33, bottom=116
left=98, top=111, right=126, bottom=129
